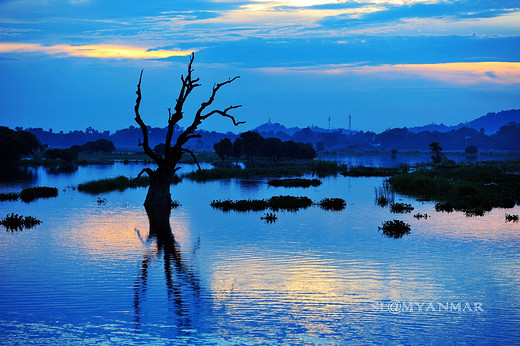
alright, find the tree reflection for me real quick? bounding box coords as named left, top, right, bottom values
left=134, top=206, right=202, bottom=330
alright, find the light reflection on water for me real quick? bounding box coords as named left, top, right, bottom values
left=0, top=164, right=519, bottom=343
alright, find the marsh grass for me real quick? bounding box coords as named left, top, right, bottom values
left=317, top=198, right=347, bottom=211
left=388, top=161, right=520, bottom=216
left=1, top=213, right=41, bottom=231
left=0, top=193, right=19, bottom=202
left=268, top=178, right=322, bottom=188
left=390, top=202, right=414, bottom=213
left=374, top=182, right=395, bottom=207
left=77, top=175, right=181, bottom=194
left=20, top=186, right=58, bottom=202
left=211, top=195, right=313, bottom=212
left=378, top=220, right=411, bottom=238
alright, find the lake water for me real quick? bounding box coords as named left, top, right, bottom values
left=1, top=161, right=519, bottom=344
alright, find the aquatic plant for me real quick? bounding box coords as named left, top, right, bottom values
left=77, top=175, right=180, bottom=194
left=388, top=161, right=520, bottom=216
left=378, top=220, right=411, bottom=238
left=390, top=202, right=414, bottom=213
left=1, top=213, right=41, bottom=231
left=261, top=213, right=278, bottom=223
left=374, top=182, right=395, bottom=207
left=317, top=198, right=347, bottom=211
left=505, top=214, right=519, bottom=223
left=0, top=192, right=20, bottom=201
left=210, top=195, right=313, bottom=212
left=20, top=186, right=58, bottom=202
left=267, top=178, right=321, bottom=188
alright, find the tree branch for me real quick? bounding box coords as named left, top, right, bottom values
left=181, top=148, right=202, bottom=172
left=166, top=52, right=201, bottom=158
left=200, top=105, right=245, bottom=125
left=136, top=167, right=154, bottom=180
left=173, top=74, right=242, bottom=151
left=134, top=70, right=163, bottom=165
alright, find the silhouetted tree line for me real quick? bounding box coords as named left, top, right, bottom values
left=0, top=126, right=42, bottom=167
left=43, top=139, right=116, bottom=162
left=19, top=119, right=520, bottom=153
left=214, top=131, right=317, bottom=161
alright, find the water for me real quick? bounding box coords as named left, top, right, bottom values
left=1, top=161, right=519, bottom=343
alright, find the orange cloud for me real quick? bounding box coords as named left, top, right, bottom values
left=259, top=62, right=520, bottom=85
left=0, top=42, right=194, bottom=59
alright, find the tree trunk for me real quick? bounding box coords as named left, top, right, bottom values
left=144, top=170, right=172, bottom=208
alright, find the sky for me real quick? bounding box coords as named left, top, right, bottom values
left=0, top=0, right=519, bottom=134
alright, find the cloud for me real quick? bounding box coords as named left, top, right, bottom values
left=257, top=62, right=520, bottom=85
left=0, top=42, right=195, bottom=59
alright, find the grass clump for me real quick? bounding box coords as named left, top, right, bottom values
left=0, top=193, right=20, bottom=202
left=317, top=198, right=347, bottom=211
left=78, top=176, right=149, bottom=194
left=378, top=220, right=411, bottom=238
left=374, top=182, right=395, bottom=207
left=268, top=178, right=321, bottom=188
left=390, top=202, right=414, bottom=213
left=1, top=213, right=41, bottom=231
left=210, top=195, right=313, bottom=212
left=20, top=186, right=58, bottom=202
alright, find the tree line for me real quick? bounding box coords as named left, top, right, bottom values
left=214, top=131, right=317, bottom=161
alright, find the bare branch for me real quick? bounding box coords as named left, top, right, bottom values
left=201, top=105, right=245, bottom=126
left=134, top=70, right=163, bottom=165
left=136, top=167, right=154, bottom=180
left=182, top=148, right=202, bottom=172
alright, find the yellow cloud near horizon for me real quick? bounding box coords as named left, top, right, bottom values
left=0, top=43, right=194, bottom=59
left=259, top=62, right=520, bottom=85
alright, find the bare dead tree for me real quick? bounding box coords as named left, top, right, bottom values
left=134, top=53, right=244, bottom=208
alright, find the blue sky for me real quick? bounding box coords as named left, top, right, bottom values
left=0, top=0, right=519, bottom=133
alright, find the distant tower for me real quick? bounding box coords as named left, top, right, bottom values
left=348, top=113, right=352, bottom=132
left=328, top=116, right=331, bottom=130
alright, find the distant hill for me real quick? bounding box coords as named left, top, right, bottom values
left=409, top=109, right=520, bottom=134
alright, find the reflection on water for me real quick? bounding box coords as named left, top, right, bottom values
left=0, top=163, right=519, bottom=343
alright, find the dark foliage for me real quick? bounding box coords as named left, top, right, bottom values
left=214, top=131, right=316, bottom=161
left=0, top=126, right=42, bottom=168
left=20, top=186, right=58, bottom=202
left=317, top=198, right=347, bottom=211
left=210, top=195, right=313, bottom=212
left=78, top=175, right=181, bottom=194
left=378, top=220, right=411, bottom=238
left=390, top=203, right=415, bottom=213
left=45, top=148, right=79, bottom=162
left=388, top=161, right=520, bottom=216
left=267, top=178, right=321, bottom=188
left=1, top=213, right=41, bottom=231
left=81, top=139, right=116, bottom=153
left=0, top=192, right=20, bottom=201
